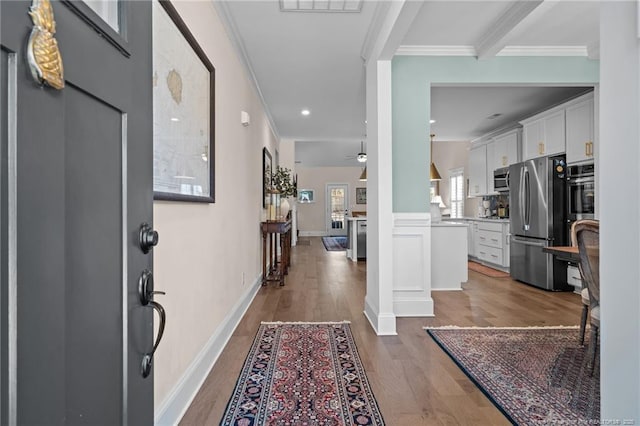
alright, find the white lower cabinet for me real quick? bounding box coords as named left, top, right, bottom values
left=468, top=221, right=477, bottom=257
left=567, top=264, right=582, bottom=294
left=468, top=220, right=510, bottom=269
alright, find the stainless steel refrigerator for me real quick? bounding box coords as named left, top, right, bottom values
left=509, top=155, right=570, bottom=290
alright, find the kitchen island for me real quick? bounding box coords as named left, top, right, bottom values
left=346, top=216, right=366, bottom=261
left=431, top=221, right=468, bottom=290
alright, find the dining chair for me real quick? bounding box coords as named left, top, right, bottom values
left=575, top=220, right=600, bottom=374
left=571, top=220, right=598, bottom=346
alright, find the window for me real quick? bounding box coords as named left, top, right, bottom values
left=449, top=168, right=464, bottom=218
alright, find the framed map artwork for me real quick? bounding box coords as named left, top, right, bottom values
left=152, top=0, right=215, bottom=202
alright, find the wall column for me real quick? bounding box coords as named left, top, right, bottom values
left=364, top=59, right=396, bottom=335
left=600, top=2, right=640, bottom=419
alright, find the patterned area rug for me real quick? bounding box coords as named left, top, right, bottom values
left=322, top=236, right=348, bottom=251
left=425, top=326, right=599, bottom=425
left=221, top=322, right=385, bottom=425
left=468, top=261, right=510, bottom=278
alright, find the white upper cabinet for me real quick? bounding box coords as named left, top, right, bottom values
left=565, top=93, right=595, bottom=164
left=468, top=129, right=521, bottom=197
left=468, top=144, right=487, bottom=197
left=492, top=129, right=521, bottom=168
left=486, top=142, right=496, bottom=193
left=521, top=109, right=565, bottom=160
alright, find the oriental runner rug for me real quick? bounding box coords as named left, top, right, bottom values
left=221, top=321, right=385, bottom=425
left=425, top=326, right=600, bottom=425
left=322, top=236, right=348, bottom=251
left=322, top=237, right=347, bottom=251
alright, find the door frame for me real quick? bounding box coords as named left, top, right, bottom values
left=325, top=183, right=349, bottom=236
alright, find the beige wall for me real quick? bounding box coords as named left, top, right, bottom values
left=432, top=140, right=480, bottom=218
left=152, top=1, right=278, bottom=409
left=297, top=167, right=367, bottom=234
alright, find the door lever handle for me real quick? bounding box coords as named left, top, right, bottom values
left=141, top=300, right=166, bottom=378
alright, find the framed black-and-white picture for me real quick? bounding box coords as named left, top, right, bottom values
left=356, top=187, right=367, bottom=204
left=152, top=0, right=215, bottom=203
left=263, top=148, right=272, bottom=208
left=298, top=189, right=314, bottom=203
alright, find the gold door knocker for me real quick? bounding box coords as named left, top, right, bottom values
left=27, top=0, right=65, bottom=90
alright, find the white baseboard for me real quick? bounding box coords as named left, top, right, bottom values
left=154, top=276, right=262, bottom=425
left=431, top=288, right=463, bottom=292
left=393, top=297, right=435, bottom=317
left=363, top=298, right=397, bottom=335
left=299, top=231, right=328, bottom=237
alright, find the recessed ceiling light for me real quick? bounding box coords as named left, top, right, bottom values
left=301, top=109, right=310, bottom=116
left=171, top=117, right=180, bottom=122
left=430, top=119, right=436, bottom=124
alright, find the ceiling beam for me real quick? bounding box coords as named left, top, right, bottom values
left=363, top=0, right=424, bottom=64
left=475, top=0, right=544, bottom=60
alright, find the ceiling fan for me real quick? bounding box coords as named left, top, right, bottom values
left=345, top=141, right=367, bottom=163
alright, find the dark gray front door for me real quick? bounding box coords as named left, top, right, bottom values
left=1, top=0, right=155, bottom=424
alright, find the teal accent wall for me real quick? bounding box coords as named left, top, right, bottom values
left=392, top=56, right=599, bottom=212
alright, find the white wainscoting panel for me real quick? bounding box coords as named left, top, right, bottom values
left=392, top=213, right=434, bottom=316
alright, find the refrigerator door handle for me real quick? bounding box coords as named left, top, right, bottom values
left=523, top=166, right=530, bottom=231
left=512, top=237, right=546, bottom=248
left=519, top=166, right=525, bottom=231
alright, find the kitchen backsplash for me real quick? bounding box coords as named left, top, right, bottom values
left=481, top=194, right=509, bottom=217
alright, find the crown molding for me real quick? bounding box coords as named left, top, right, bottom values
left=497, top=46, right=589, bottom=57
left=212, top=1, right=281, bottom=141
left=395, top=45, right=476, bottom=56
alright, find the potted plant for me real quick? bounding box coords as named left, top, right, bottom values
left=271, top=166, right=296, bottom=219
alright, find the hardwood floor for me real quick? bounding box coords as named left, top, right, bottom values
left=180, top=237, right=583, bottom=425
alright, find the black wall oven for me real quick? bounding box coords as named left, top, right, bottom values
left=567, top=163, right=595, bottom=221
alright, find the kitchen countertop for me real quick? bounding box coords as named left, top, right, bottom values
left=444, top=217, right=510, bottom=224
left=347, top=216, right=367, bottom=221
left=432, top=221, right=468, bottom=227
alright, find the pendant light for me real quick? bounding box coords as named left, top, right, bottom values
left=430, top=133, right=442, bottom=181
left=359, top=167, right=367, bottom=181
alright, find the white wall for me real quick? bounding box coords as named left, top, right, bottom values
left=296, top=166, right=367, bottom=235
left=600, top=2, right=640, bottom=420
left=152, top=1, right=278, bottom=421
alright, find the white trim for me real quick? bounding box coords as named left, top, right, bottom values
left=475, top=0, right=543, bottom=59
left=497, top=46, right=589, bottom=57
left=7, top=52, right=18, bottom=426
left=431, top=288, right=463, bottom=292
left=298, top=230, right=327, bottom=237
left=393, top=212, right=430, bottom=228
left=395, top=45, right=476, bottom=56
left=154, top=275, right=262, bottom=425
left=360, top=2, right=391, bottom=62
left=395, top=45, right=590, bottom=58
left=120, top=113, right=128, bottom=426
left=392, top=213, right=434, bottom=317
left=212, top=2, right=280, bottom=141
left=393, top=298, right=435, bottom=317
left=325, top=183, right=349, bottom=236
left=363, top=300, right=397, bottom=336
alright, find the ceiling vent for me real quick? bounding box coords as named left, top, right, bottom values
left=280, top=0, right=362, bottom=13
left=487, top=113, right=503, bottom=120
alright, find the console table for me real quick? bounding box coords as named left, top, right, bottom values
left=261, top=219, right=292, bottom=286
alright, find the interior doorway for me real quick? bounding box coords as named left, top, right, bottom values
left=326, top=184, right=349, bottom=236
